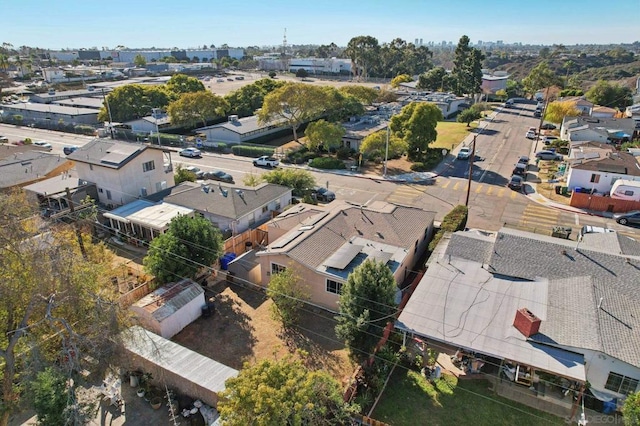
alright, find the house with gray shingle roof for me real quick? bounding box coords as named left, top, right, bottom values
left=256, top=200, right=436, bottom=311
left=397, top=227, right=640, bottom=406
left=161, top=181, right=292, bottom=235
left=565, top=146, right=640, bottom=193
left=0, top=148, right=72, bottom=191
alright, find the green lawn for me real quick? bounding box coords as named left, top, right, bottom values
left=372, top=369, right=564, bottom=426
left=432, top=121, right=478, bottom=151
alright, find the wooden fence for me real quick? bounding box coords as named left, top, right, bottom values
left=223, top=227, right=269, bottom=256
left=569, top=192, right=640, bottom=213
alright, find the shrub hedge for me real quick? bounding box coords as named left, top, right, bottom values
left=308, top=157, right=346, bottom=169
left=231, top=145, right=275, bottom=157
left=428, top=205, right=468, bottom=251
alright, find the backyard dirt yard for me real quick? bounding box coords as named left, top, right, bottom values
left=172, top=280, right=355, bottom=384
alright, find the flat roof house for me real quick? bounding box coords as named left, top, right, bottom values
left=1, top=102, right=99, bottom=126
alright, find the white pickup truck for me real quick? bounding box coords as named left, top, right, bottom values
left=253, top=155, right=279, bottom=167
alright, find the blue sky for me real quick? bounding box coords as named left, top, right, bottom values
left=3, top=0, right=637, bottom=49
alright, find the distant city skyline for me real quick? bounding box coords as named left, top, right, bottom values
left=3, top=0, right=637, bottom=50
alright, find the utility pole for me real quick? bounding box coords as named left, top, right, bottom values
left=465, top=135, right=477, bottom=207
left=101, top=88, right=114, bottom=139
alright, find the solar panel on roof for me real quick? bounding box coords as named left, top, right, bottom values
left=324, top=244, right=364, bottom=270
left=271, top=231, right=303, bottom=249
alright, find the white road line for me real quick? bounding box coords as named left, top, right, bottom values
left=574, top=213, right=580, bottom=225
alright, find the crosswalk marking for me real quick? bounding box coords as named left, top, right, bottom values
left=453, top=182, right=461, bottom=191
left=510, top=191, right=517, bottom=199
left=441, top=181, right=450, bottom=189
left=486, top=187, right=494, bottom=196
left=497, top=188, right=505, bottom=197
left=475, top=184, right=483, bottom=193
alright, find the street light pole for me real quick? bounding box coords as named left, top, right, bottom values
left=152, top=108, right=162, bottom=146
left=101, top=88, right=114, bottom=139
left=383, top=125, right=390, bottom=178
left=465, top=135, right=477, bottom=207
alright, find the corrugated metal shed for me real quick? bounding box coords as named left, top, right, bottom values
left=124, top=326, right=238, bottom=394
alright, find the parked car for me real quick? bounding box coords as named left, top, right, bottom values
left=533, top=110, right=542, bottom=118
left=179, top=147, right=201, bottom=158
left=503, top=99, right=515, bottom=108
left=541, top=123, right=557, bottom=130
left=205, top=170, right=234, bottom=183
left=512, top=163, right=527, bottom=176
left=541, top=136, right=559, bottom=145
left=183, top=166, right=204, bottom=179
left=535, top=150, right=563, bottom=161
left=63, top=145, right=79, bottom=155
left=33, top=141, right=53, bottom=151
left=0, top=135, right=8, bottom=143
left=312, top=187, right=336, bottom=202
left=235, top=76, right=244, bottom=80
left=507, top=175, right=524, bottom=191
left=526, top=130, right=536, bottom=139
left=227, top=78, right=234, bottom=81
left=613, top=211, right=640, bottom=226
left=253, top=155, right=279, bottom=167
left=216, top=78, right=224, bottom=82
left=457, top=147, right=471, bottom=160
left=517, top=155, right=530, bottom=166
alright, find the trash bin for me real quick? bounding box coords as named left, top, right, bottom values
left=201, top=304, right=212, bottom=318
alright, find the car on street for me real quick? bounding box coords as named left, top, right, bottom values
left=512, top=163, right=527, bottom=176
left=216, top=78, right=224, bottom=83
left=0, top=135, right=8, bottom=143
left=63, top=145, right=79, bottom=155
left=253, top=155, right=279, bottom=167
left=33, top=141, right=53, bottom=151
left=204, top=170, right=234, bottom=183
left=517, top=155, right=530, bottom=166
left=507, top=175, right=524, bottom=191
left=227, top=78, right=234, bottom=81
left=312, top=187, right=336, bottom=202
left=533, top=110, right=542, bottom=118
left=183, top=166, right=204, bottom=179
left=541, top=135, right=559, bottom=145
left=541, top=123, right=557, bottom=130
left=179, top=147, right=201, bottom=158
left=235, top=76, right=244, bottom=80
left=457, top=147, right=471, bottom=160
left=613, top=210, right=640, bottom=226
left=526, top=130, right=536, bottom=139
left=535, top=150, right=563, bottom=161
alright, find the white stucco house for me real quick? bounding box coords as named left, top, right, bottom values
left=67, top=139, right=175, bottom=208
left=161, top=181, right=292, bottom=235
left=130, top=279, right=205, bottom=339
left=196, top=115, right=288, bottom=145
left=565, top=143, right=640, bottom=192
left=397, top=228, right=640, bottom=414
left=561, top=116, right=637, bottom=143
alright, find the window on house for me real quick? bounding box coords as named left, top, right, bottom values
left=143, top=160, right=155, bottom=172
left=98, top=188, right=103, bottom=193
left=605, top=372, right=639, bottom=395
left=326, top=279, right=343, bottom=294
left=262, top=205, right=269, bottom=214
left=624, top=190, right=634, bottom=196
left=106, top=190, right=112, bottom=200
left=590, top=174, right=600, bottom=183
left=271, top=263, right=286, bottom=275
left=275, top=200, right=281, bottom=210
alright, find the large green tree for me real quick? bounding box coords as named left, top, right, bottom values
left=258, top=83, right=330, bottom=142
left=390, top=74, right=413, bottom=88
left=335, top=259, right=397, bottom=364
left=622, top=391, right=640, bottom=426
left=451, top=35, right=484, bottom=96
left=457, top=108, right=482, bottom=127
left=338, top=85, right=379, bottom=105
left=218, top=357, right=357, bottom=425
left=544, top=101, right=581, bottom=124
left=359, top=129, right=407, bottom=159
left=304, top=119, right=345, bottom=152
left=522, top=61, right=559, bottom=97
left=225, top=78, right=285, bottom=117
left=322, top=87, right=365, bottom=122
left=390, top=102, right=442, bottom=161
left=0, top=191, right=127, bottom=426
left=143, top=215, right=223, bottom=284
left=585, top=80, right=633, bottom=110
left=345, top=35, right=380, bottom=80
left=133, top=54, right=147, bottom=67
left=97, top=84, right=171, bottom=122
left=164, top=73, right=205, bottom=98
left=267, top=269, right=309, bottom=327
left=260, top=168, right=316, bottom=196
left=167, top=91, right=229, bottom=128
left=417, top=66, right=447, bottom=91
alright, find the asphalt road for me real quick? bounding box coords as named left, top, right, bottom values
left=3, top=107, right=639, bottom=241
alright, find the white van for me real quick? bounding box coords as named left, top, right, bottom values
left=610, top=179, right=640, bottom=201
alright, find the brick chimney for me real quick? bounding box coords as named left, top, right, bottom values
left=513, top=308, right=541, bottom=337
